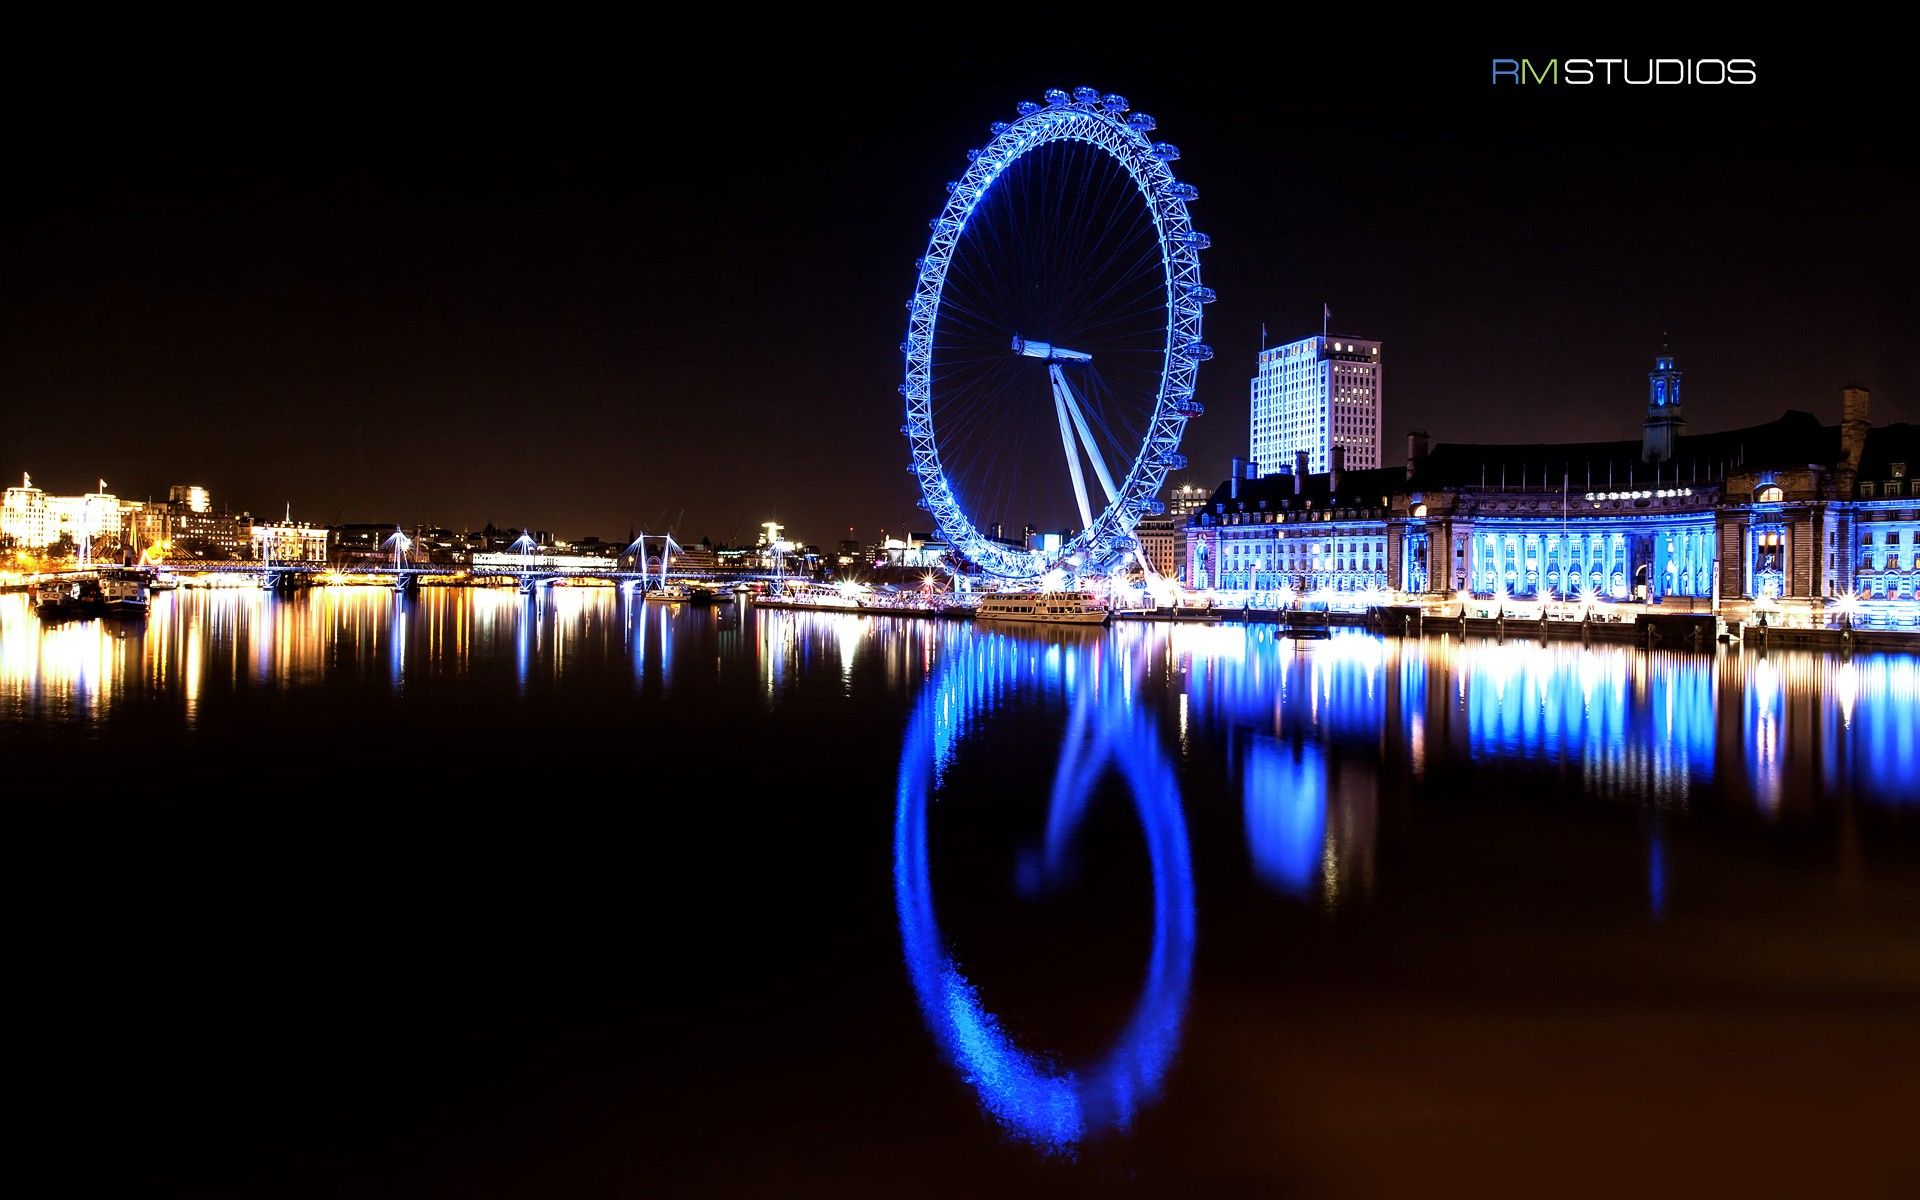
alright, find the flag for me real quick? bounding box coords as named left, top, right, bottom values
left=1260, top=322, right=1267, bottom=345
left=98, top=478, right=107, bottom=493
left=1322, top=302, right=1331, bottom=321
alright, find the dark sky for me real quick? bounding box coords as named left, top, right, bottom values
left=4, top=29, right=1913, bottom=546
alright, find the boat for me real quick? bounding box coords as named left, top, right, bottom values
left=974, top=591, right=1111, bottom=626
left=644, top=584, right=692, bottom=602
left=98, top=569, right=152, bottom=617
left=687, top=587, right=733, bottom=606
left=34, top=577, right=104, bottom=620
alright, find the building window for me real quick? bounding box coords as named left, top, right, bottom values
left=1756, top=485, right=1784, bottom=503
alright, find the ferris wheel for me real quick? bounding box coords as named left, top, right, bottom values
left=901, top=87, right=1213, bottom=582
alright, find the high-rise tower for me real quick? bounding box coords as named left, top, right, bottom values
left=1251, top=334, right=1382, bottom=477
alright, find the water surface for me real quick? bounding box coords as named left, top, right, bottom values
left=6, top=588, right=1919, bottom=1195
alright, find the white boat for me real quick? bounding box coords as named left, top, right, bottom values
left=974, top=591, right=1110, bottom=626
left=644, top=584, right=691, bottom=602
left=98, top=570, right=151, bottom=617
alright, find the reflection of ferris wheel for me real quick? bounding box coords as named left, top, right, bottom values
left=901, top=87, right=1212, bottom=581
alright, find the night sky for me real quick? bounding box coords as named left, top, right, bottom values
left=4, top=31, right=1912, bottom=546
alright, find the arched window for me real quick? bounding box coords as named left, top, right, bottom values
left=1756, top=485, right=1784, bottom=503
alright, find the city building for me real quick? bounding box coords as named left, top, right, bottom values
left=331, top=523, right=395, bottom=564
left=1186, top=449, right=1403, bottom=594
left=129, top=484, right=251, bottom=560
left=169, top=484, right=211, bottom=514
left=2, top=474, right=133, bottom=555
left=1165, top=480, right=1211, bottom=520
left=251, top=510, right=331, bottom=563
left=1193, top=342, right=1917, bottom=616
left=881, top=532, right=950, bottom=568
left=1250, top=334, right=1383, bottom=478
left=1133, top=513, right=1184, bottom=581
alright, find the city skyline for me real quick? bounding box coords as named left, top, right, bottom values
left=12, top=27, right=1920, bottom=1195
left=4, top=31, right=1912, bottom=550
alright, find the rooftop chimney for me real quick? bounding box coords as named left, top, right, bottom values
left=1229, top=457, right=1241, bottom=501
left=1246, top=459, right=1259, bottom=481
left=1294, top=451, right=1308, bottom=495
left=1842, top=385, right=1871, bottom=472
left=1330, top=445, right=1346, bottom=495
left=1406, top=429, right=1431, bottom=481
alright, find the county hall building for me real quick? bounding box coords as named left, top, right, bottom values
left=1186, top=344, right=1919, bottom=616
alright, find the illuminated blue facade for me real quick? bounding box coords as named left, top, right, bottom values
left=1185, top=454, right=1403, bottom=598
left=1189, top=348, right=1919, bottom=621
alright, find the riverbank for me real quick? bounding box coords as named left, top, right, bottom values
left=752, top=596, right=974, bottom=620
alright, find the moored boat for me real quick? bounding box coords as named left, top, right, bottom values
left=974, top=591, right=1110, bottom=626
left=34, top=577, right=104, bottom=620
left=99, top=570, right=152, bottom=617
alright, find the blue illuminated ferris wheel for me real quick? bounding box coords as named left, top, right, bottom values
left=901, top=87, right=1212, bottom=581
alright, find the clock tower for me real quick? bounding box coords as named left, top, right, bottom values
left=1642, top=333, right=1686, bottom=464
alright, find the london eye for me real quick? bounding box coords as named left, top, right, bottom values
left=901, top=87, right=1212, bottom=582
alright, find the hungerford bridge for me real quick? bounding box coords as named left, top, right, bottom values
left=60, top=531, right=785, bottom=595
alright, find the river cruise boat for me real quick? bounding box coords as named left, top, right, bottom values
left=974, top=591, right=1110, bottom=626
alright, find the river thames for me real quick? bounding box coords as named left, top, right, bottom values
left=7, top=587, right=1920, bottom=1194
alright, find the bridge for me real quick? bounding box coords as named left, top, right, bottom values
left=41, top=529, right=788, bottom=595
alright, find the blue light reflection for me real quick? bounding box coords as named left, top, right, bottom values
left=1244, top=737, right=1326, bottom=896
left=895, top=629, right=1194, bottom=1152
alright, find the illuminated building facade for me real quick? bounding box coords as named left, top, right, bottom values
left=251, top=516, right=330, bottom=563
left=168, top=484, right=211, bottom=513
left=128, top=484, right=250, bottom=560
left=1134, top=514, right=1184, bottom=580
left=1165, top=480, right=1211, bottom=520
left=1251, top=334, right=1383, bottom=477
left=1187, top=449, right=1401, bottom=594
left=2, top=474, right=131, bottom=552
left=1194, top=345, right=1917, bottom=614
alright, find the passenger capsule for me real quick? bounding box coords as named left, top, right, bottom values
left=1161, top=452, right=1189, bottom=470
left=1180, top=230, right=1211, bottom=250
left=1043, top=88, right=1069, bottom=106
left=1016, top=100, right=1040, bottom=116
left=990, top=120, right=1010, bottom=135
left=1167, top=181, right=1199, bottom=202
left=1151, top=142, right=1180, bottom=162
left=1128, top=112, right=1157, bottom=132
left=1102, top=93, right=1129, bottom=112
left=1072, top=86, right=1099, bottom=104
left=1189, top=286, right=1217, bottom=304
left=1186, top=343, right=1215, bottom=361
